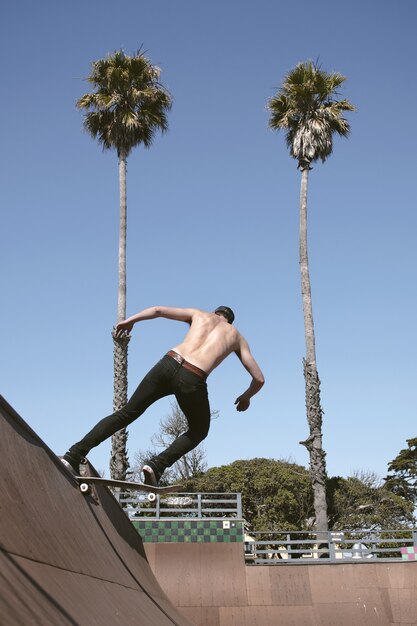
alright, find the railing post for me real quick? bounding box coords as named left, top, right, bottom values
left=197, top=493, right=202, bottom=518
left=237, top=493, right=242, bottom=518
left=156, top=494, right=160, bottom=519
left=328, top=532, right=336, bottom=562
left=413, top=529, right=417, bottom=548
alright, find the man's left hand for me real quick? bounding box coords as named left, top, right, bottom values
left=115, top=320, right=134, bottom=338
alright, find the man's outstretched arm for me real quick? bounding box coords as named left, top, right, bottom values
left=115, top=306, right=197, bottom=336
left=234, top=337, right=265, bottom=412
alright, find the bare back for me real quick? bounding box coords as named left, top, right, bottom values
left=116, top=305, right=265, bottom=406
left=172, top=310, right=239, bottom=374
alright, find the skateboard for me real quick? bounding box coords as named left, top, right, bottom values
left=75, top=476, right=183, bottom=502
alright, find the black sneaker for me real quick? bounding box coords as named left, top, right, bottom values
left=61, top=453, right=81, bottom=475
left=142, top=462, right=161, bottom=487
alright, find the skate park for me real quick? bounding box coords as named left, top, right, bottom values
left=2, top=3, right=417, bottom=625
left=1, top=394, right=416, bottom=626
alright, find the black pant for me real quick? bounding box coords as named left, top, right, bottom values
left=68, top=353, right=211, bottom=474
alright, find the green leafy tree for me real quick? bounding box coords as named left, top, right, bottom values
left=267, top=61, right=355, bottom=532
left=186, top=458, right=314, bottom=531
left=385, top=437, right=417, bottom=504
left=185, top=459, right=413, bottom=532
left=77, top=49, right=172, bottom=479
left=327, top=470, right=414, bottom=530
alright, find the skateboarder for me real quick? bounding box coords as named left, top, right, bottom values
left=62, top=305, right=265, bottom=485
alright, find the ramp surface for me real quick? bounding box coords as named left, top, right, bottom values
left=0, top=395, right=193, bottom=626
left=146, top=543, right=417, bottom=625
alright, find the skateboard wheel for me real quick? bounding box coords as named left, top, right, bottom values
left=80, top=483, right=90, bottom=493
left=147, top=493, right=156, bottom=502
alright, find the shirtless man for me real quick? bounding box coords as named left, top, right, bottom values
left=62, top=305, right=264, bottom=485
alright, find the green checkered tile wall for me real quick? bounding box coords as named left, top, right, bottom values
left=132, top=519, right=244, bottom=543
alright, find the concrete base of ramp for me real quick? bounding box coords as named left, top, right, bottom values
left=145, top=540, right=417, bottom=625
left=0, top=395, right=193, bottom=626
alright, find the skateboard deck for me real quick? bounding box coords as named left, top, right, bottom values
left=76, top=476, right=183, bottom=501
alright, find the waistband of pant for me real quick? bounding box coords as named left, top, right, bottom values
left=167, top=350, right=208, bottom=380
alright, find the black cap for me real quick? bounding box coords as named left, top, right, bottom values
left=214, top=306, right=235, bottom=324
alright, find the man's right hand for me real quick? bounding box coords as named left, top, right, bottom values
left=234, top=394, right=251, bottom=412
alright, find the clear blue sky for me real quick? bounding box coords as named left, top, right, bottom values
left=1, top=0, right=416, bottom=480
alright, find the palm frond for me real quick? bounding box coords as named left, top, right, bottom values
left=268, top=60, right=354, bottom=165
left=77, top=49, right=172, bottom=155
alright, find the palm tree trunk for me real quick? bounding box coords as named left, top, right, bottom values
left=110, top=151, right=130, bottom=480
left=298, top=162, right=328, bottom=536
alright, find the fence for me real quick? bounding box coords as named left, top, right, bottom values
left=112, top=488, right=417, bottom=564
left=245, top=529, right=417, bottom=564
left=115, top=491, right=242, bottom=520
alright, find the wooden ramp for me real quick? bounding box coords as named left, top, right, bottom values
left=145, top=524, right=417, bottom=625
left=0, top=395, right=193, bottom=626
left=1, top=393, right=416, bottom=626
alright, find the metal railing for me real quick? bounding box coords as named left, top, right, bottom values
left=244, top=529, right=417, bottom=564
left=115, top=491, right=242, bottom=520
left=112, top=487, right=416, bottom=564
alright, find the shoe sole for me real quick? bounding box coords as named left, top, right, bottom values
left=60, top=457, right=78, bottom=475
left=142, top=464, right=158, bottom=487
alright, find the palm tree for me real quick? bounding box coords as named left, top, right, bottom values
left=268, top=61, right=354, bottom=533
left=77, top=49, right=172, bottom=480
